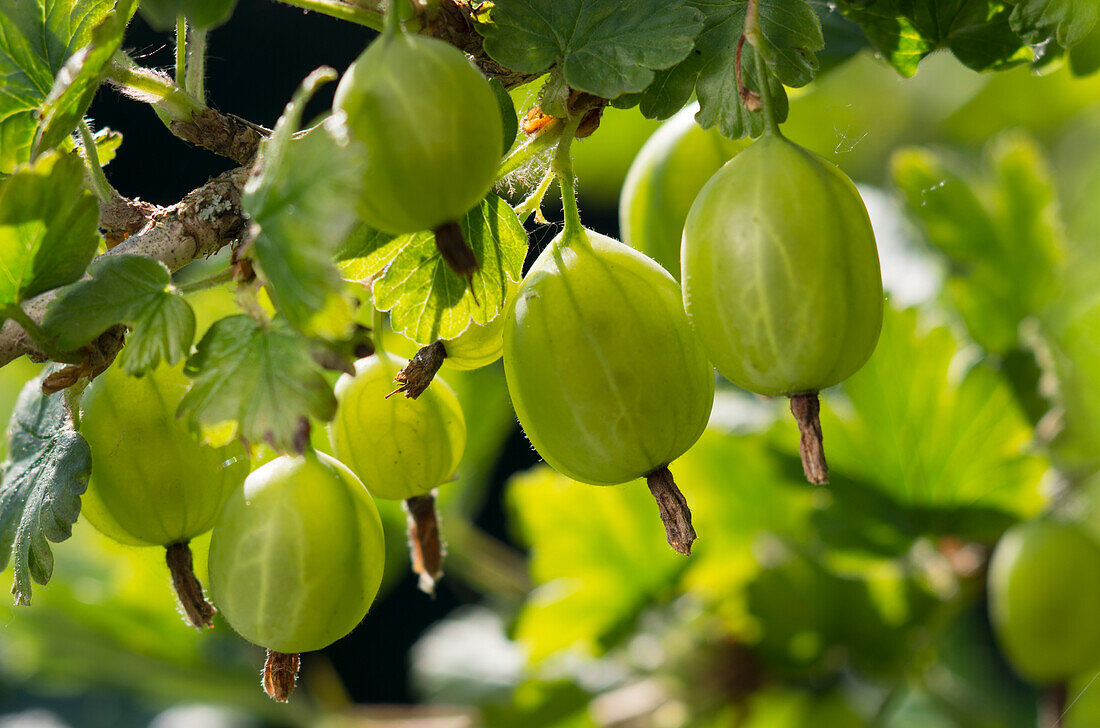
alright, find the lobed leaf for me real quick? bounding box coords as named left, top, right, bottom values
left=836, top=0, right=1032, bottom=77
left=1007, top=0, right=1100, bottom=47
left=630, top=0, right=821, bottom=138
left=0, top=151, right=100, bottom=315
left=42, top=255, right=196, bottom=375
left=808, top=307, right=1047, bottom=540
left=341, top=195, right=527, bottom=342
left=1069, top=17, right=1100, bottom=73
left=0, top=366, right=90, bottom=605
left=891, top=134, right=1065, bottom=354
left=178, top=315, right=337, bottom=453
left=89, top=126, right=122, bottom=164
left=32, top=0, right=137, bottom=158
left=745, top=550, right=937, bottom=677
left=508, top=432, right=815, bottom=661
left=478, top=0, right=704, bottom=100
left=507, top=465, right=684, bottom=661
left=0, top=0, right=116, bottom=172
left=243, top=69, right=362, bottom=338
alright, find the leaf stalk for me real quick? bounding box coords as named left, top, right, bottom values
left=743, top=0, right=781, bottom=136
left=269, top=0, right=385, bottom=29
left=77, top=120, right=119, bottom=203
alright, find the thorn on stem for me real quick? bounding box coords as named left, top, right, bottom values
left=646, top=466, right=696, bottom=555
left=262, top=650, right=300, bottom=702
left=165, top=542, right=216, bottom=629
left=789, top=392, right=828, bottom=484
left=404, top=491, right=445, bottom=596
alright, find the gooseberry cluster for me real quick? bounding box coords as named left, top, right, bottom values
left=68, top=0, right=1097, bottom=709
left=71, top=0, right=892, bottom=700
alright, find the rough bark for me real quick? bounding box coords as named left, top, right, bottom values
left=0, top=167, right=250, bottom=368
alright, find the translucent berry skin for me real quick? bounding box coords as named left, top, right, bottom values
left=402, top=282, right=518, bottom=371
left=439, top=314, right=506, bottom=371
left=333, top=33, right=503, bottom=234
left=79, top=364, right=249, bottom=546
left=620, top=103, right=748, bottom=279
left=988, top=519, right=1100, bottom=684
left=329, top=353, right=466, bottom=500
left=503, top=229, right=714, bottom=485
left=681, top=135, right=883, bottom=396
left=208, top=453, right=385, bottom=654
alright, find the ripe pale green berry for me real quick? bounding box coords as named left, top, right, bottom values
left=620, top=103, right=748, bottom=279
left=681, top=134, right=883, bottom=397
left=504, top=228, right=713, bottom=477
left=329, top=352, right=466, bottom=501
left=988, top=519, right=1100, bottom=684
left=79, top=363, right=249, bottom=547
left=438, top=314, right=506, bottom=371
left=333, top=32, right=503, bottom=235
left=208, top=452, right=385, bottom=655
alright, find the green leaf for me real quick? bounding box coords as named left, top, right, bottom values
left=178, top=315, right=337, bottom=453
left=810, top=307, right=1046, bottom=539
left=42, top=255, right=196, bottom=376
left=89, top=126, right=122, bottom=165
left=1069, top=17, right=1100, bottom=73
left=343, top=195, right=526, bottom=342
left=139, top=0, right=238, bottom=30
left=633, top=0, right=821, bottom=139
left=488, top=77, right=519, bottom=155
left=0, top=366, right=90, bottom=605
left=745, top=551, right=936, bottom=677
left=31, top=0, right=137, bottom=158
left=483, top=680, right=597, bottom=728
left=675, top=431, right=814, bottom=605
left=836, top=0, right=1031, bottom=77
left=891, top=134, right=1065, bottom=354
left=0, top=151, right=100, bottom=313
left=507, top=465, right=684, bottom=661
left=243, top=69, right=362, bottom=337
left=0, top=0, right=116, bottom=172
left=507, top=431, right=817, bottom=662
left=1007, top=0, right=1100, bottom=46
left=1043, top=266, right=1100, bottom=474
left=478, top=0, right=704, bottom=100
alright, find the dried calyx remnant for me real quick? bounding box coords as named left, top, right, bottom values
left=263, top=650, right=300, bottom=702
left=166, top=541, right=217, bottom=629
left=789, top=393, right=828, bottom=484
left=405, top=491, right=445, bottom=596
left=646, top=466, right=696, bottom=555
left=391, top=340, right=447, bottom=399
left=434, top=221, right=480, bottom=281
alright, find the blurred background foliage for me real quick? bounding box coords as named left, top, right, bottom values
left=2, top=3, right=1100, bottom=727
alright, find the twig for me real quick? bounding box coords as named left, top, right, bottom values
left=420, top=1, right=541, bottom=89
left=107, top=56, right=267, bottom=164
left=0, top=167, right=250, bottom=368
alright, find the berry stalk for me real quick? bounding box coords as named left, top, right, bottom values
left=165, top=541, right=217, bottom=629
